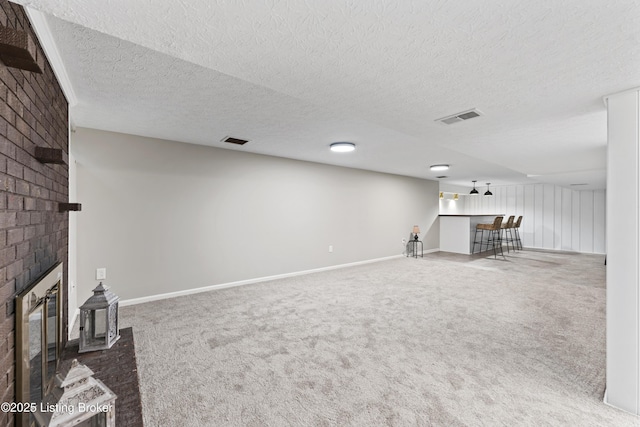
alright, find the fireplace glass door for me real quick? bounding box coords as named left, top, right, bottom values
left=28, top=304, right=43, bottom=406
left=46, top=287, right=59, bottom=383
left=16, top=263, right=63, bottom=427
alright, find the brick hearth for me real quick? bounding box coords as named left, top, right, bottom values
left=61, top=327, right=143, bottom=427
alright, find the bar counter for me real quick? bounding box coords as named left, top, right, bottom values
left=439, top=214, right=504, bottom=254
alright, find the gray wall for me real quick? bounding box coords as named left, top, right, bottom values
left=72, top=128, right=439, bottom=303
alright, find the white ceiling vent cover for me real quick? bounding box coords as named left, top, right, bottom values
left=436, top=109, right=483, bottom=125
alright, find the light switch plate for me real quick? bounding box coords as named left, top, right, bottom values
left=96, top=268, right=106, bottom=280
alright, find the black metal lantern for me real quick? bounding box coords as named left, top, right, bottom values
left=79, top=282, right=120, bottom=353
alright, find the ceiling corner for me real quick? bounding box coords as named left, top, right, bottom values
left=24, top=7, right=78, bottom=106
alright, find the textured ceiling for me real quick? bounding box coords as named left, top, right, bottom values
left=13, top=0, right=640, bottom=189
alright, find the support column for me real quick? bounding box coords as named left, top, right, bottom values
left=604, top=88, right=640, bottom=414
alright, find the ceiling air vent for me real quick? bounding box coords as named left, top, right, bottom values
left=221, top=136, right=250, bottom=145
left=436, top=108, right=483, bottom=125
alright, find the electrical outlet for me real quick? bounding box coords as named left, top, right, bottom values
left=96, top=268, right=107, bottom=280
left=329, top=245, right=333, bottom=253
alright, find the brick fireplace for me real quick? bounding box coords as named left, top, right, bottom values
left=0, top=1, right=70, bottom=426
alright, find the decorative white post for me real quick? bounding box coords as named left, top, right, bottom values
left=604, top=87, right=640, bottom=414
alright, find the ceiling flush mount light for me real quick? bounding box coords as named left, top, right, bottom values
left=430, top=164, right=449, bottom=172
left=484, top=183, right=493, bottom=196
left=470, top=180, right=479, bottom=195
left=330, top=142, right=356, bottom=153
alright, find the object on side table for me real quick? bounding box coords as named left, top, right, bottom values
left=412, top=225, right=420, bottom=241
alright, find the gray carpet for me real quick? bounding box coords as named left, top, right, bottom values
left=120, top=250, right=639, bottom=426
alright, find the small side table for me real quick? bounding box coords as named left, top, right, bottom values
left=407, top=239, right=423, bottom=258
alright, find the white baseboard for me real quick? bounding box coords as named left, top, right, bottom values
left=404, top=247, right=439, bottom=256
left=120, top=253, right=412, bottom=307
left=602, top=388, right=639, bottom=416
left=521, top=246, right=606, bottom=256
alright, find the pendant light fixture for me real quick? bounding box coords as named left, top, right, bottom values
left=484, top=183, right=493, bottom=196
left=470, top=180, right=479, bottom=195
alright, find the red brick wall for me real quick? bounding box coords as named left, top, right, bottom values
left=0, top=2, right=69, bottom=425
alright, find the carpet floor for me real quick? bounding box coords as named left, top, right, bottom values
left=120, top=250, right=639, bottom=426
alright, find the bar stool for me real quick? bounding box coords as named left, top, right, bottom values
left=473, top=216, right=504, bottom=258
left=513, top=216, right=523, bottom=250
left=473, top=218, right=493, bottom=254
left=501, top=215, right=516, bottom=253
